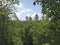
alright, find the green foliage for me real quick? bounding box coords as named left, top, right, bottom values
left=0, top=0, right=60, bottom=45
left=0, top=0, right=19, bottom=45
left=34, top=0, right=60, bottom=45
left=7, top=20, right=60, bottom=45
left=34, top=0, right=60, bottom=20
left=9, top=20, right=54, bottom=45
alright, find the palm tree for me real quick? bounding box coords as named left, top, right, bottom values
left=35, top=14, right=39, bottom=21
left=26, top=16, right=28, bottom=21
left=29, top=17, right=32, bottom=22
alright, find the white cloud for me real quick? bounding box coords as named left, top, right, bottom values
left=31, top=13, right=37, bottom=17
left=15, top=8, right=33, bottom=20
left=14, top=3, right=33, bottom=20
left=14, top=3, right=23, bottom=8
left=26, top=13, right=31, bottom=17
left=15, top=12, right=22, bottom=19
left=20, top=9, right=33, bottom=13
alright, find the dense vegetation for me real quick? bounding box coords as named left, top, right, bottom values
left=9, top=20, right=51, bottom=45
left=0, top=0, right=60, bottom=45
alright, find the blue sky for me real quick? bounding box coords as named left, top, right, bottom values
left=15, top=0, right=43, bottom=21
